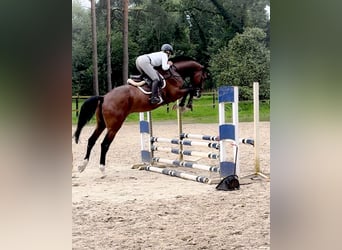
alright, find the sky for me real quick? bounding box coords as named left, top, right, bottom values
left=76, top=0, right=91, bottom=9
left=265, top=5, right=270, bottom=19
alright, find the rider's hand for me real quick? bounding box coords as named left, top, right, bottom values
left=168, top=61, right=173, bottom=66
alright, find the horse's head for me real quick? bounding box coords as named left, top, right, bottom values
left=192, top=65, right=207, bottom=98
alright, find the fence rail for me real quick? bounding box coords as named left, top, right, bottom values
left=72, top=92, right=218, bottom=117
left=72, top=91, right=268, bottom=117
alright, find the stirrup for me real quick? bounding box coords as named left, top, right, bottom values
left=150, top=96, right=161, bottom=104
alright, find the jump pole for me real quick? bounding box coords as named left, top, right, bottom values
left=177, top=99, right=183, bottom=161
left=241, top=82, right=269, bottom=180
left=133, top=86, right=257, bottom=185
left=254, top=82, right=260, bottom=174
left=218, top=86, right=239, bottom=177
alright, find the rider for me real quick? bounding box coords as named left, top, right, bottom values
left=135, top=44, right=174, bottom=104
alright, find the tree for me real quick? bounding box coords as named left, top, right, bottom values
left=72, top=0, right=270, bottom=96
left=122, top=0, right=129, bottom=83
left=72, top=0, right=92, bottom=95
left=91, top=0, right=99, bottom=95
left=208, top=0, right=243, bottom=35
left=209, top=27, right=270, bottom=100
left=106, top=0, right=113, bottom=91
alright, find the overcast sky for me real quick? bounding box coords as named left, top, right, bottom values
left=265, top=5, right=270, bottom=19
left=76, top=0, right=91, bottom=8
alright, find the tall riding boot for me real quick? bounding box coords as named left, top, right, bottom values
left=150, top=80, right=161, bottom=104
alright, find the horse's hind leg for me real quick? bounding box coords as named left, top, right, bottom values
left=78, top=122, right=106, bottom=173
left=98, top=128, right=118, bottom=176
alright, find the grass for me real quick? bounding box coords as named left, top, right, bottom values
left=72, top=94, right=270, bottom=125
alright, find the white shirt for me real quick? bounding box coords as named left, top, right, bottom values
left=147, top=51, right=170, bottom=71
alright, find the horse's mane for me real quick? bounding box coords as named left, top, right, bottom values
left=169, top=55, right=196, bottom=63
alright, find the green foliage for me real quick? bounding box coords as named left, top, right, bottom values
left=209, top=27, right=270, bottom=100
left=72, top=0, right=92, bottom=95
left=72, top=0, right=270, bottom=98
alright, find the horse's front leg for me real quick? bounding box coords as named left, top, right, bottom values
left=185, top=90, right=195, bottom=111
left=179, top=93, right=188, bottom=108
left=172, top=91, right=188, bottom=111
left=186, top=88, right=202, bottom=110
left=173, top=89, right=195, bottom=112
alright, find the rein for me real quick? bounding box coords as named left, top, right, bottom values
left=163, top=65, right=183, bottom=81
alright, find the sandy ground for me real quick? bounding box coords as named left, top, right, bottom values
left=72, top=121, right=270, bottom=249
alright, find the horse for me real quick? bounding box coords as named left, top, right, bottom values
left=73, top=56, right=207, bottom=175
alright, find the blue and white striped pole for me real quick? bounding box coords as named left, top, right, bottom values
left=139, top=112, right=152, bottom=163
left=218, top=86, right=239, bottom=177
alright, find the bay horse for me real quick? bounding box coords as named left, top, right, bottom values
left=74, top=56, right=207, bottom=175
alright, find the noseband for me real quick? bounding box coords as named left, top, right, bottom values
left=191, top=69, right=206, bottom=98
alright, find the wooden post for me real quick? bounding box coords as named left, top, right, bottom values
left=212, top=91, right=216, bottom=109
left=241, top=82, right=269, bottom=180
left=177, top=100, right=183, bottom=161
left=253, top=82, right=260, bottom=173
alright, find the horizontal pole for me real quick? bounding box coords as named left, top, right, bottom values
left=145, top=166, right=209, bottom=183
left=239, top=138, right=254, bottom=146
left=152, top=146, right=219, bottom=159
left=181, top=133, right=219, bottom=141
left=153, top=157, right=220, bottom=172
left=151, top=137, right=220, bottom=149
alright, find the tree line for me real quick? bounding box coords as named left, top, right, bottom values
left=72, top=0, right=270, bottom=100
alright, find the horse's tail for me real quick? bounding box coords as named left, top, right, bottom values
left=74, top=96, right=104, bottom=144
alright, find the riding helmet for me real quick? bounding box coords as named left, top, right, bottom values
left=161, top=44, right=173, bottom=54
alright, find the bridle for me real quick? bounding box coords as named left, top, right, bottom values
left=191, top=67, right=206, bottom=98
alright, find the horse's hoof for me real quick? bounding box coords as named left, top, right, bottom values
left=78, top=165, right=85, bottom=173
left=99, top=164, right=106, bottom=176
left=179, top=106, right=186, bottom=113
left=78, top=160, right=88, bottom=173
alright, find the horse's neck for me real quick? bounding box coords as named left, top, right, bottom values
left=174, top=61, right=201, bottom=75
left=157, top=67, right=180, bottom=79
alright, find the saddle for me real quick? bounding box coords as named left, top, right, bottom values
left=128, top=74, right=152, bottom=86
left=127, top=74, right=166, bottom=94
